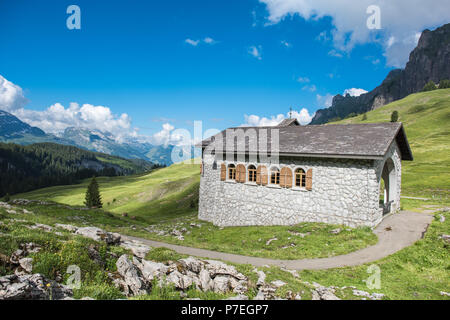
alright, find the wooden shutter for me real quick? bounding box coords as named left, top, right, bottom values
left=280, top=167, right=292, bottom=188
left=236, top=164, right=246, bottom=183
left=220, top=163, right=226, bottom=181
left=257, top=165, right=268, bottom=186
left=306, top=168, right=313, bottom=191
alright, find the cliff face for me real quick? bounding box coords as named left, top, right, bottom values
left=311, top=23, right=450, bottom=124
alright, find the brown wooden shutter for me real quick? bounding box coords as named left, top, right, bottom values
left=306, top=168, right=313, bottom=191
left=220, top=163, right=226, bottom=181
left=280, top=167, right=292, bottom=188
left=256, top=166, right=261, bottom=184
left=237, top=164, right=246, bottom=183
left=259, top=166, right=268, bottom=186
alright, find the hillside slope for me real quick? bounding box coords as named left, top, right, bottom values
left=16, top=162, right=201, bottom=223
left=332, top=89, right=450, bottom=199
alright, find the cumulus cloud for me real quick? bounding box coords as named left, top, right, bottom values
left=343, top=88, right=368, bottom=97
left=281, top=40, right=292, bottom=48
left=248, top=45, right=262, bottom=60
left=259, top=0, right=450, bottom=67
left=185, top=37, right=217, bottom=46
left=12, top=102, right=133, bottom=140
left=316, top=93, right=333, bottom=107
left=0, top=75, right=28, bottom=112
left=243, top=107, right=314, bottom=127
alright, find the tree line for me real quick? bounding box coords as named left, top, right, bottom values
left=0, top=142, right=158, bottom=198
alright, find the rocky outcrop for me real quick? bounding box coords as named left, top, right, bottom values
left=311, top=23, right=450, bottom=124
left=0, top=274, right=72, bottom=300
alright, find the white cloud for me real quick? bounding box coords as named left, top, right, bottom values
left=328, top=49, right=343, bottom=58
left=296, top=76, right=310, bottom=83
left=343, top=88, right=368, bottom=97
left=281, top=40, right=292, bottom=47
left=243, top=107, right=314, bottom=126
left=259, top=0, right=450, bottom=67
left=316, top=93, right=333, bottom=107
left=0, top=75, right=28, bottom=112
left=150, top=123, right=184, bottom=146
left=248, top=45, right=262, bottom=60
left=185, top=39, right=200, bottom=46
left=12, top=102, right=133, bottom=140
left=302, top=84, right=316, bottom=92
left=203, top=37, right=215, bottom=44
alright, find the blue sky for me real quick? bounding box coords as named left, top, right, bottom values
left=1, top=0, right=449, bottom=144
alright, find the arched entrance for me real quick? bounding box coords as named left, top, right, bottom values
left=379, top=157, right=397, bottom=215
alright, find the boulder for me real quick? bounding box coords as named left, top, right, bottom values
left=120, top=240, right=151, bottom=258
left=179, top=257, right=204, bottom=273
left=204, top=260, right=246, bottom=281
left=115, top=255, right=147, bottom=296
left=19, top=258, right=33, bottom=273
left=75, top=227, right=120, bottom=245
left=198, top=269, right=214, bottom=292
left=55, top=224, right=78, bottom=232
left=0, top=274, right=72, bottom=300
left=213, top=276, right=230, bottom=293
left=138, top=260, right=168, bottom=282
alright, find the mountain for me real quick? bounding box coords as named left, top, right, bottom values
left=0, top=142, right=157, bottom=197
left=311, top=23, right=450, bottom=124
left=0, top=110, right=46, bottom=138
left=0, top=110, right=175, bottom=165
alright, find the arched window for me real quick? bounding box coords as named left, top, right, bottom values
left=248, top=165, right=257, bottom=182
left=228, top=164, right=236, bottom=180
left=270, top=167, right=280, bottom=185
left=295, top=168, right=306, bottom=188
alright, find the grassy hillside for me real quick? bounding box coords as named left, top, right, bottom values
left=16, top=162, right=201, bottom=224
left=332, top=89, right=450, bottom=200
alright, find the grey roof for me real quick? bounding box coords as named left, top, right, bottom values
left=198, top=122, right=413, bottom=161
left=277, top=118, right=300, bottom=127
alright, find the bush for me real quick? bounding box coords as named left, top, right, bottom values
left=390, top=110, right=399, bottom=122
left=438, top=79, right=450, bottom=89
left=361, top=113, right=367, bottom=121
left=422, top=80, right=437, bottom=91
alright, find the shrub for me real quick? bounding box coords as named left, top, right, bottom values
left=390, top=110, right=399, bottom=122
left=361, top=113, right=368, bottom=121
left=422, top=80, right=437, bottom=92
left=438, top=79, right=450, bottom=89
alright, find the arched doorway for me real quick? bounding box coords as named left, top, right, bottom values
left=379, top=158, right=397, bottom=215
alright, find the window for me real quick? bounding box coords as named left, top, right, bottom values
left=270, top=167, right=280, bottom=185
left=228, top=164, right=236, bottom=180
left=295, top=168, right=306, bottom=188
left=248, top=165, right=257, bottom=182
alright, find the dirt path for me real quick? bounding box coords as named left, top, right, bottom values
left=123, top=211, right=433, bottom=270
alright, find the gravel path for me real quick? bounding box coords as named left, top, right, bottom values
left=123, top=211, right=433, bottom=270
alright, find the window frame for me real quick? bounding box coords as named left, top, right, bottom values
left=270, top=167, right=280, bottom=185
left=295, top=168, right=306, bottom=188
left=247, top=164, right=257, bottom=183
left=227, top=164, right=236, bottom=181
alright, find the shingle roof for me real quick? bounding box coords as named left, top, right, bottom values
left=198, top=122, right=413, bottom=161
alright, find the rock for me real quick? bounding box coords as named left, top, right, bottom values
left=19, top=258, right=33, bottom=273
left=166, top=271, right=195, bottom=290
left=439, top=234, right=450, bottom=243
left=29, top=224, right=53, bottom=232
left=352, top=289, right=384, bottom=300
left=199, top=269, right=214, bottom=292
left=225, top=294, right=248, bottom=300
left=213, top=276, right=230, bottom=293
left=179, top=257, right=204, bottom=273
left=81, top=296, right=95, bottom=300
left=75, top=227, right=120, bottom=245
left=253, top=269, right=266, bottom=287
left=0, top=274, right=72, bottom=300
left=271, top=280, right=286, bottom=288
left=115, top=255, right=147, bottom=296
left=10, top=249, right=25, bottom=264
left=55, top=224, right=78, bottom=232
left=87, top=245, right=105, bottom=267
left=204, top=260, right=246, bottom=281
left=253, top=285, right=277, bottom=300
left=138, top=260, right=168, bottom=282
left=440, top=291, right=450, bottom=297
left=265, top=237, right=277, bottom=245
left=311, top=286, right=340, bottom=300
left=120, top=240, right=151, bottom=258
left=330, top=228, right=341, bottom=234
left=439, top=215, right=446, bottom=223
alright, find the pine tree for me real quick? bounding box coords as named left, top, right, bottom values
left=84, top=177, right=103, bottom=208
left=422, top=80, right=437, bottom=92
left=390, top=110, right=399, bottom=122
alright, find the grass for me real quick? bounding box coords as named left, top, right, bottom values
left=332, top=89, right=450, bottom=200
left=15, top=162, right=201, bottom=224
left=298, top=211, right=450, bottom=300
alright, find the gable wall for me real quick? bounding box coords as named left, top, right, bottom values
left=199, top=153, right=384, bottom=228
